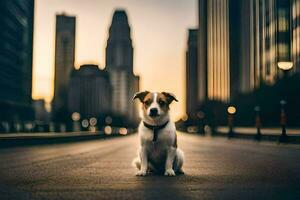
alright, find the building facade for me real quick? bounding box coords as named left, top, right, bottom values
left=198, top=0, right=208, bottom=104
left=207, top=0, right=230, bottom=102
left=0, top=0, right=34, bottom=121
left=186, top=29, right=199, bottom=117
left=105, top=10, right=139, bottom=124
left=292, top=0, right=300, bottom=73
left=237, top=0, right=295, bottom=89
left=197, top=0, right=299, bottom=104
left=52, top=14, right=76, bottom=121
left=68, top=65, right=111, bottom=119
left=33, top=99, right=50, bottom=122
left=198, top=0, right=231, bottom=102
left=255, top=0, right=278, bottom=86
left=229, top=0, right=254, bottom=94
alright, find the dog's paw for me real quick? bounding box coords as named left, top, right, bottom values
left=164, top=169, right=176, bottom=176
left=136, top=170, right=147, bottom=176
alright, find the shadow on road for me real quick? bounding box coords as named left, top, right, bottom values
left=134, top=169, right=210, bottom=200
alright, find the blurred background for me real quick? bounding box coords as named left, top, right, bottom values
left=0, top=0, right=299, bottom=135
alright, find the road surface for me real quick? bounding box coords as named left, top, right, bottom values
left=0, top=133, right=300, bottom=199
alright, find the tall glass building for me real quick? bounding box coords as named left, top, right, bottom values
left=0, top=0, right=34, bottom=121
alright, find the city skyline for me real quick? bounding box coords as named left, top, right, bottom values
left=32, top=0, right=197, bottom=120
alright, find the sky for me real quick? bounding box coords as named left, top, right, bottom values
left=32, top=0, right=198, bottom=120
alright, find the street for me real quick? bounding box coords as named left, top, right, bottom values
left=0, top=133, right=300, bottom=200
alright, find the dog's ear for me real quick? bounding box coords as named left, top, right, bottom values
left=133, top=91, right=150, bottom=102
left=162, top=92, right=178, bottom=104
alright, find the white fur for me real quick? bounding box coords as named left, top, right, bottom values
left=147, top=93, right=160, bottom=116
left=133, top=92, right=184, bottom=176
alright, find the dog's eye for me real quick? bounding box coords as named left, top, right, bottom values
left=158, top=100, right=165, bottom=106
left=144, top=100, right=151, bottom=105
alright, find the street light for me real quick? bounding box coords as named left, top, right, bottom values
left=277, top=61, right=293, bottom=142
left=81, top=119, right=89, bottom=129
left=105, top=116, right=113, bottom=125
left=104, top=125, right=112, bottom=135
left=227, top=106, right=236, bottom=115
left=119, top=127, right=128, bottom=135
left=71, top=112, right=81, bottom=122
left=89, top=117, right=97, bottom=132
left=277, top=62, right=293, bottom=71
left=227, top=106, right=236, bottom=137
left=71, top=112, right=81, bottom=132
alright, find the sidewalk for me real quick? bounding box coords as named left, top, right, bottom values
left=215, top=127, right=300, bottom=144
left=217, top=127, right=300, bottom=136
left=0, top=131, right=129, bottom=148
left=0, top=131, right=103, bottom=140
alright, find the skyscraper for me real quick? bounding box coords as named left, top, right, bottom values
left=186, top=29, right=199, bottom=117
left=198, top=0, right=231, bottom=102
left=68, top=65, right=112, bottom=118
left=52, top=14, right=76, bottom=121
left=106, top=10, right=133, bottom=74
left=198, top=0, right=208, bottom=104
left=0, top=0, right=34, bottom=121
left=105, top=10, right=139, bottom=124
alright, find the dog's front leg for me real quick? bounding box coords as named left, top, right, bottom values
left=136, top=146, right=148, bottom=176
left=164, top=147, right=176, bottom=176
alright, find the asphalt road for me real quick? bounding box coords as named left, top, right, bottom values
left=0, top=133, right=300, bottom=200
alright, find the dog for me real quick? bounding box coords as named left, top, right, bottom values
left=132, top=91, right=184, bottom=176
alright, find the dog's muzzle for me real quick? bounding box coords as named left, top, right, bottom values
left=149, top=108, right=159, bottom=117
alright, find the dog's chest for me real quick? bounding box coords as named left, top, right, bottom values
left=139, top=123, right=175, bottom=144
left=147, top=141, right=167, bottom=162
left=139, top=124, right=175, bottom=160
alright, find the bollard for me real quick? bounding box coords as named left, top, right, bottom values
left=254, top=106, right=262, bottom=140
left=196, top=111, right=205, bottom=135
left=279, top=100, right=288, bottom=142
left=227, top=106, right=236, bottom=138
left=60, top=123, right=66, bottom=132
left=71, top=112, right=81, bottom=132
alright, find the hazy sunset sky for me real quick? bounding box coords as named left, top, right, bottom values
left=32, top=0, right=197, bottom=120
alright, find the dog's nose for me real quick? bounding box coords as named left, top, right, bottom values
left=150, top=108, right=158, bottom=116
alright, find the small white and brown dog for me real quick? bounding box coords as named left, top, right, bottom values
left=132, top=91, right=184, bottom=176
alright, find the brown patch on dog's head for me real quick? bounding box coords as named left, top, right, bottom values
left=156, top=93, right=169, bottom=112
left=142, top=92, right=154, bottom=111
left=133, top=91, right=154, bottom=112
left=133, top=91, right=150, bottom=102
left=161, top=92, right=178, bottom=104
